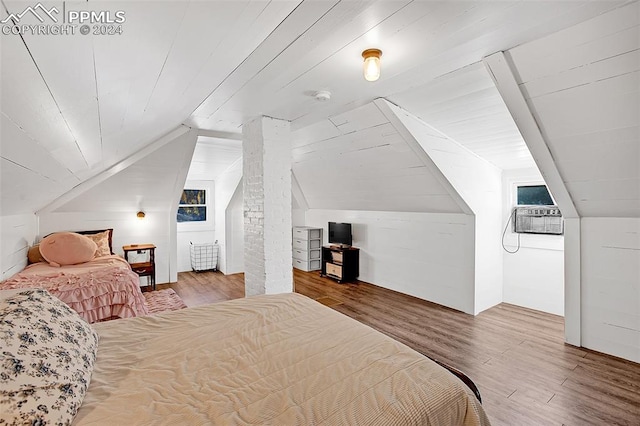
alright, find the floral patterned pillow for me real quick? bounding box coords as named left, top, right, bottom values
left=0, top=289, right=99, bottom=425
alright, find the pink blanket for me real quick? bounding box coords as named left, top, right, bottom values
left=0, top=255, right=148, bottom=323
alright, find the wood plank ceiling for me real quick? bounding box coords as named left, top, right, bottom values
left=187, top=137, right=242, bottom=182
left=508, top=2, right=639, bottom=217
left=0, top=0, right=630, bottom=215
left=1, top=0, right=301, bottom=215
left=388, top=63, right=536, bottom=171
left=291, top=102, right=466, bottom=213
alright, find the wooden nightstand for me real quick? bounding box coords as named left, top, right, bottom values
left=123, top=244, right=156, bottom=291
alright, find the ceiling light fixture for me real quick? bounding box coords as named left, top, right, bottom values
left=136, top=211, right=146, bottom=219
left=362, top=48, right=382, bottom=82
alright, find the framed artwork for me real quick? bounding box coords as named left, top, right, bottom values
left=178, top=189, right=206, bottom=222
left=180, top=189, right=205, bottom=205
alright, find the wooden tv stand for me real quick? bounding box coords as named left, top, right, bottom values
left=320, top=245, right=359, bottom=283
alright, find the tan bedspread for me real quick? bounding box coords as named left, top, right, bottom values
left=75, top=293, right=490, bottom=425
left=0, top=255, right=148, bottom=323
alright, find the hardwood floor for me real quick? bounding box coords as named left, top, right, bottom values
left=164, top=270, right=640, bottom=426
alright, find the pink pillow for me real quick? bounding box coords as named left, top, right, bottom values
left=39, top=232, right=98, bottom=267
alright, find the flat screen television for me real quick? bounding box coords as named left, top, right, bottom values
left=328, top=222, right=352, bottom=247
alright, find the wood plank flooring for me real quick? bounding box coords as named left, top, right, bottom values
left=162, top=270, right=640, bottom=426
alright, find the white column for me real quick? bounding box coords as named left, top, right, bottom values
left=242, top=116, right=293, bottom=296
left=564, top=218, right=581, bottom=346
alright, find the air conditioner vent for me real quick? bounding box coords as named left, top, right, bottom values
left=514, top=206, right=563, bottom=235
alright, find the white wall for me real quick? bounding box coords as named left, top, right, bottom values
left=38, top=211, right=172, bottom=284
left=224, top=182, right=244, bottom=275
left=176, top=180, right=215, bottom=273
left=502, top=168, right=564, bottom=316
left=306, top=209, right=475, bottom=314
left=498, top=3, right=639, bottom=361
left=292, top=209, right=305, bottom=227
left=385, top=101, right=503, bottom=314
left=35, top=129, right=197, bottom=284
left=581, top=218, right=640, bottom=363
left=0, top=214, right=38, bottom=280
left=214, top=159, right=242, bottom=274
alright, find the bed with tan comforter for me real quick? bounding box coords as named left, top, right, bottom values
left=74, top=293, right=490, bottom=425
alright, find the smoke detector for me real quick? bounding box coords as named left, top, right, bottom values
left=314, top=90, right=331, bottom=101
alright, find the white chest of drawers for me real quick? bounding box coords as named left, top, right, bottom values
left=292, top=226, right=322, bottom=271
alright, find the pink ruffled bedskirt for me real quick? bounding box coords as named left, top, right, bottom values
left=0, top=255, right=148, bottom=323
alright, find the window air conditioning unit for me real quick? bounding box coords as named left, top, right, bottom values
left=514, top=206, right=563, bottom=235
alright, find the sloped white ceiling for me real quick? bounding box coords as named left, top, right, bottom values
left=53, top=131, right=197, bottom=213
left=389, top=63, right=535, bottom=171
left=188, top=0, right=625, bottom=132
left=0, top=0, right=299, bottom=215
left=291, top=102, right=466, bottom=213
left=0, top=0, right=629, bottom=216
left=1, top=113, right=80, bottom=215
left=507, top=2, right=639, bottom=218
left=186, top=137, right=242, bottom=182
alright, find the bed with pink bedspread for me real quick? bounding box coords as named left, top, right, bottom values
left=0, top=230, right=148, bottom=323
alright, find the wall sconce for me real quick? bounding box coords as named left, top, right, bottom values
left=136, top=211, right=146, bottom=220
left=362, top=48, right=382, bottom=82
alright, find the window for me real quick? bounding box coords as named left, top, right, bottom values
left=177, top=189, right=206, bottom=222
left=517, top=185, right=554, bottom=206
